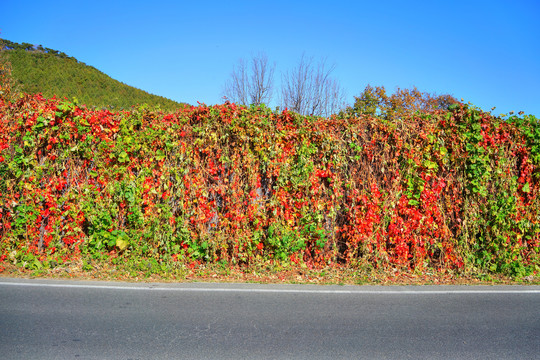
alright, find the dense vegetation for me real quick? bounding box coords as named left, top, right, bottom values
left=0, top=90, right=538, bottom=279
left=0, top=40, right=538, bottom=281
left=0, top=39, right=185, bottom=112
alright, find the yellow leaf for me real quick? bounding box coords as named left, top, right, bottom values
left=116, top=238, right=129, bottom=251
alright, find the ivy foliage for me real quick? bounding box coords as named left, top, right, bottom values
left=0, top=90, right=538, bottom=277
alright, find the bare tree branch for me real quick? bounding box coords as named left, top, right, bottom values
left=281, top=55, right=346, bottom=117
left=249, top=53, right=275, bottom=106
left=223, top=58, right=249, bottom=105
left=223, top=53, right=275, bottom=106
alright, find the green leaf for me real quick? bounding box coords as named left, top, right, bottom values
left=423, top=160, right=438, bottom=170
left=118, top=151, right=129, bottom=163
left=439, top=146, right=448, bottom=156
left=156, top=149, right=166, bottom=161
left=522, top=182, right=530, bottom=193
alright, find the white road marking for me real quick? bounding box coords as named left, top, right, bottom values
left=0, top=281, right=539, bottom=294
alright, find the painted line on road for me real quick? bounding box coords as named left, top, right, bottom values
left=0, top=281, right=539, bottom=294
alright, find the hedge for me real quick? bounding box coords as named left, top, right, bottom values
left=0, top=94, right=538, bottom=276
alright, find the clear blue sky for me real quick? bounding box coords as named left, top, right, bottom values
left=2, top=0, right=539, bottom=115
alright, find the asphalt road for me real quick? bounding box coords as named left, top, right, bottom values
left=0, top=278, right=539, bottom=360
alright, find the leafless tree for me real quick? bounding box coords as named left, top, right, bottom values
left=223, top=58, right=249, bottom=105
left=222, top=53, right=275, bottom=106
left=281, top=55, right=346, bottom=117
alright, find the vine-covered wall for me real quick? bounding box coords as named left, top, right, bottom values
left=1, top=94, right=538, bottom=276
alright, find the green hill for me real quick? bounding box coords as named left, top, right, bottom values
left=0, top=38, right=186, bottom=111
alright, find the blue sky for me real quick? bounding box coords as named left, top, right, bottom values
left=2, top=0, right=539, bottom=115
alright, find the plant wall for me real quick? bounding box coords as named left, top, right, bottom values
left=0, top=94, right=538, bottom=276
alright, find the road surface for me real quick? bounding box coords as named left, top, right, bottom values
left=0, top=278, right=539, bottom=359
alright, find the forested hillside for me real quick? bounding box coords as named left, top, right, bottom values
left=0, top=39, right=185, bottom=111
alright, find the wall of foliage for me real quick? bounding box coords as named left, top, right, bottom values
left=0, top=94, right=538, bottom=275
